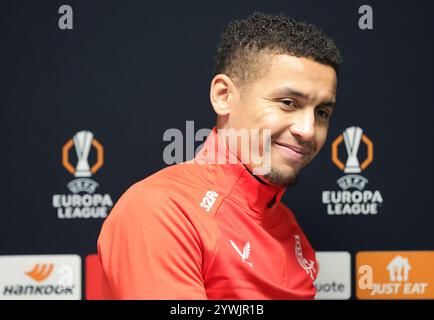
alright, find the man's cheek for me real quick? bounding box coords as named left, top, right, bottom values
left=314, top=130, right=328, bottom=152
left=317, top=138, right=327, bottom=153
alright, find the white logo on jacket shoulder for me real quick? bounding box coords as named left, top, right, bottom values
left=200, top=190, right=219, bottom=212
left=230, top=240, right=253, bottom=268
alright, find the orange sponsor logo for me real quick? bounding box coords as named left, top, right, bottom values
left=25, top=264, right=54, bottom=282
left=356, top=251, right=434, bottom=299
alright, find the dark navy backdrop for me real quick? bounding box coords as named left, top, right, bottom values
left=1, top=0, right=433, bottom=299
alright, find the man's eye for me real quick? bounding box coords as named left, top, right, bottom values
left=316, top=108, right=330, bottom=120
left=280, top=100, right=297, bottom=108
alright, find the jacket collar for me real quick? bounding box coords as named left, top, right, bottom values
left=193, top=127, right=286, bottom=219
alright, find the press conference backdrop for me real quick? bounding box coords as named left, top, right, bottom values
left=1, top=0, right=433, bottom=300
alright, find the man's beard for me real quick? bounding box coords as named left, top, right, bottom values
left=263, top=166, right=300, bottom=187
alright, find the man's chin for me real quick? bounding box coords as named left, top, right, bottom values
left=261, top=166, right=300, bottom=187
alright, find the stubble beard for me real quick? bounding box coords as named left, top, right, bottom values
left=263, top=165, right=300, bottom=187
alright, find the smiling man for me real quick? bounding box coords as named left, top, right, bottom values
left=98, top=12, right=342, bottom=299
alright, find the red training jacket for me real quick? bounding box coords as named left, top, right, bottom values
left=98, top=127, right=318, bottom=299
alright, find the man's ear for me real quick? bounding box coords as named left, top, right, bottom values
left=210, top=74, right=238, bottom=116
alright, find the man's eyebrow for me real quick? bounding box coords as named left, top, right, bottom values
left=269, top=86, right=336, bottom=109
left=269, top=86, right=309, bottom=100
left=320, top=100, right=336, bottom=109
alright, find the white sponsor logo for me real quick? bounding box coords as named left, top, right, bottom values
left=314, top=252, right=351, bottom=300
left=229, top=240, right=253, bottom=268
left=370, top=255, right=428, bottom=296
left=388, top=255, right=411, bottom=282
left=200, top=190, right=219, bottom=212
left=0, top=255, right=81, bottom=300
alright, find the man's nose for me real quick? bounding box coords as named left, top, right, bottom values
left=289, top=110, right=315, bottom=142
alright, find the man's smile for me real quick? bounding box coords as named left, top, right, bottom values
left=273, top=141, right=311, bottom=163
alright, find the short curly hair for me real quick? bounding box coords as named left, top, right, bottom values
left=214, top=12, right=342, bottom=86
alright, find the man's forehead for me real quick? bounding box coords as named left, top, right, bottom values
left=261, top=54, right=337, bottom=96
left=267, top=54, right=336, bottom=81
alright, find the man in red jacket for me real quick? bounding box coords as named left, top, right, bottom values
left=98, top=12, right=342, bottom=299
